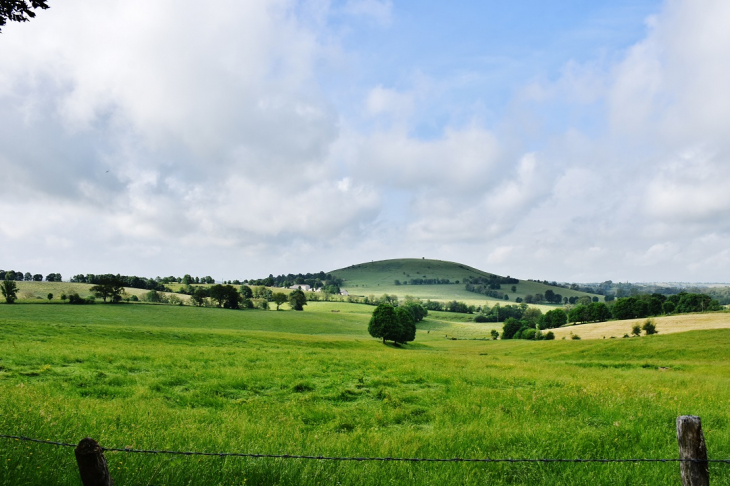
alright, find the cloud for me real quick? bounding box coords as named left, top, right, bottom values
left=2, top=0, right=730, bottom=282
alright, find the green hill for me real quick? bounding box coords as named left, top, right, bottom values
left=330, top=258, right=600, bottom=305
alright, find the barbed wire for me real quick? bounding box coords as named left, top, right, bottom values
left=3, top=434, right=730, bottom=464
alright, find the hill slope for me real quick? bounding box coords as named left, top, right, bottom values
left=330, top=258, right=598, bottom=305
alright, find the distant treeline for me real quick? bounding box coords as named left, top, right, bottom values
left=0, top=270, right=62, bottom=282
left=71, top=274, right=171, bottom=292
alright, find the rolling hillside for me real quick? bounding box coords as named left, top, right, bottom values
left=330, top=258, right=599, bottom=305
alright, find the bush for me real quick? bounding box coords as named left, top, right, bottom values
left=130, top=295, right=139, bottom=302
left=68, top=293, right=85, bottom=305
left=47, top=293, right=53, bottom=301
left=570, top=334, right=581, bottom=340
left=631, top=325, right=641, bottom=337
left=642, top=319, right=657, bottom=335
left=490, top=329, right=499, bottom=340
left=543, top=331, right=555, bottom=340
left=521, top=328, right=537, bottom=340
left=474, top=314, right=488, bottom=323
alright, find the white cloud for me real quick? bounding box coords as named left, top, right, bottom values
left=2, top=0, right=730, bottom=282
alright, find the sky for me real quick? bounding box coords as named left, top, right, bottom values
left=2, top=0, right=730, bottom=283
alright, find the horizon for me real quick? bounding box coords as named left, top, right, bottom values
left=2, top=0, right=730, bottom=283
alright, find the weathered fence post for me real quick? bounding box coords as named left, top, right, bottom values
left=75, top=437, right=113, bottom=486
left=677, top=415, right=709, bottom=486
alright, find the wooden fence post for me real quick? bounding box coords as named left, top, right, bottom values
left=677, top=415, right=709, bottom=486
left=75, top=437, right=114, bottom=486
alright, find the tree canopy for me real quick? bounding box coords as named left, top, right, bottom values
left=367, top=303, right=417, bottom=345
left=1, top=279, right=19, bottom=303
left=89, top=276, right=126, bottom=303
left=0, top=0, right=49, bottom=33
left=288, top=289, right=307, bottom=311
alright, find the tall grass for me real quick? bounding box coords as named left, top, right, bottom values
left=1, top=303, right=729, bottom=485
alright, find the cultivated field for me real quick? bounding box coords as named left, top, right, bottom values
left=1, top=302, right=730, bottom=485
left=551, top=312, right=730, bottom=340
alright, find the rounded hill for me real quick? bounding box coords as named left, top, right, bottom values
left=330, top=258, right=599, bottom=305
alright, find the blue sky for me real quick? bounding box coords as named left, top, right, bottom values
left=2, top=0, right=730, bottom=283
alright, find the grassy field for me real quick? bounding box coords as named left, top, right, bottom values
left=551, top=312, right=730, bottom=340
left=1, top=302, right=730, bottom=485
left=330, top=258, right=601, bottom=305
left=9, top=281, right=191, bottom=304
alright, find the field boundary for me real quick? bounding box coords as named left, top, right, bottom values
left=3, top=433, right=727, bottom=464
left=2, top=416, right=727, bottom=485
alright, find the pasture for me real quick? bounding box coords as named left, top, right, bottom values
left=1, top=302, right=730, bottom=485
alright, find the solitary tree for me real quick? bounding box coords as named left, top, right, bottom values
left=288, top=289, right=307, bottom=311
left=368, top=303, right=400, bottom=344
left=89, top=276, right=125, bottom=303
left=1, top=279, right=19, bottom=303
left=272, top=292, right=288, bottom=310
left=394, top=306, right=416, bottom=344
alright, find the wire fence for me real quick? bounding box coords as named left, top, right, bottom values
left=3, top=433, right=730, bottom=464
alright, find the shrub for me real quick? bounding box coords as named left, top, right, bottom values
left=631, top=325, right=641, bottom=337
left=130, top=295, right=139, bottom=302
left=474, top=314, right=488, bottom=323
left=521, top=328, right=537, bottom=340
left=47, top=293, right=53, bottom=301
left=570, top=334, right=581, bottom=340
left=68, top=293, right=85, bottom=305
left=543, top=331, right=555, bottom=340
left=642, top=319, right=657, bottom=335
left=490, top=329, right=499, bottom=340
left=60, top=293, right=67, bottom=301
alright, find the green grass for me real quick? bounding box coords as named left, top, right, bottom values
left=8, top=281, right=187, bottom=303
left=331, top=258, right=600, bottom=305
left=1, top=302, right=730, bottom=485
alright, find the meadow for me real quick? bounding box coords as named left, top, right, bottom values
left=1, top=302, right=730, bottom=485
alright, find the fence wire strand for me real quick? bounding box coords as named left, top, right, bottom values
left=3, top=434, right=730, bottom=464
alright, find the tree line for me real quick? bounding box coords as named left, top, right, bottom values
left=0, top=270, right=61, bottom=282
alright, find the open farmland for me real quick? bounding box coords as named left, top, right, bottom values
left=2, top=302, right=730, bottom=485
left=551, top=312, right=730, bottom=340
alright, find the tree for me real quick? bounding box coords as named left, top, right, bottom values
left=490, top=329, right=499, bottom=340
left=540, top=308, right=567, bottom=329
left=209, top=284, right=240, bottom=309
left=501, top=317, right=523, bottom=340
left=631, top=324, right=641, bottom=337
left=0, top=0, right=49, bottom=32
left=368, top=303, right=401, bottom=344
left=190, top=287, right=208, bottom=307
left=1, top=279, right=19, bottom=303
left=288, top=289, right=307, bottom=311
left=272, top=292, right=288, bottom=310
left=89, top=276, right=125, bottom=303
left=47, top=293, right=53, bottom=301
left=33, top=273, right=43, bottom=281
left=394, top=306, right=416, bottom=344
left=239, top=285, right=253, bottom=299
